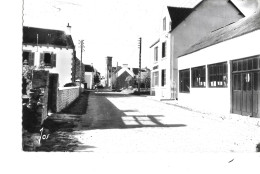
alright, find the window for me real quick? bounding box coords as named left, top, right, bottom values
left=152, top=71, right=159, bottom=87
left=192, top=66, right=206, bottom=87
left=154, top=46, right=158, bottom=62
left=163, top=17, right=166, bottom=31
left=44, top=53, right=52, bottom=66
left=40, top=52, right=56, bottom=68
left=208, top=62, right=228, bottom=87
left=161, top=69, right=166, bottom=86
left=179, top=69, right=190, bottom=93
left=23, top=51, right=35, bottom=66
left=169, top=21, right=172, bottom=31
left=162, top=42, right=166, bottom=58
left=232, top=56, right=260, bottom=72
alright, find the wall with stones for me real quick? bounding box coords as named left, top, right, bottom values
left=56, top=86, right=80, bottom=112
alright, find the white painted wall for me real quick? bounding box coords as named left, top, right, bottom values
left=178, top=30, right=260, bottom=114
left=150, top=8, right=172, bottom=99
left=23, top=45, right=74, bottom=87
left=84, top=72, right=93, bottom=89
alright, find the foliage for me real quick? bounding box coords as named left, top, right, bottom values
left=125, top=75, right=135, bottom=87
left=94, top=72, right=101, bottom=84
left=141, top=71, right=151, bottom=89
left=22, top=65, right=36, bottom=95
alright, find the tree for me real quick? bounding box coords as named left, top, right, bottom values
left=94, top=72, right=101, bottom=84
left=141, top=70, right=151, bottom=89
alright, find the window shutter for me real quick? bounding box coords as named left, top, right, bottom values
left=51, top=53, right=56, bottom=67
left=165, top=42, right=167, bottom=57
left=40, top=53, right=44, bottom=64
left=29, top=52, right=35, bottom=66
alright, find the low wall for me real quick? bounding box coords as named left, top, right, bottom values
left=56, top=86, right=80, bottom=112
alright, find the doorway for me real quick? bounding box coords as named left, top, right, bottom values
left=232, top=56, right=260, bottom=117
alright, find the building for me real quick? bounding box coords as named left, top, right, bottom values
left=150, top=0, right=246, bottom=100
left=178, top=7, right=260, bottom=117
left=112, top=64, right=135, bottom=90
left=84, top=64, right=94, bottom=89
left=105, top=56, right=113, bottom=87
left=22, top=24, right=75, bottom=87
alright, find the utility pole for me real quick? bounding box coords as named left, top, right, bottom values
left=78, top=40, right=85, bottom=90
left=138, top=37, right=142, bottom=94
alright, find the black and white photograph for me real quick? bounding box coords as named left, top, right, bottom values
left=3, top=0, right=260, bottom=173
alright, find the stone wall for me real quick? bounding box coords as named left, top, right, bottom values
left=56, top=86, right=80, bottom=112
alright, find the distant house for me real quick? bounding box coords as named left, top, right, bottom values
left=178, top=8, right=260, bottom=117
left=84, top=64, right=94, bottom=89
left=111, top=64, right=150, bottom=90
left=22, top=24, right=75, bottom=87
left=150, top=0, right=245, bottom=100
left=112, top=64, right=135, bottom=89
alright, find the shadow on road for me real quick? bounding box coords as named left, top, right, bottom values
left=31, top=91, right=186, bottom=152
left=80, top=91, right=187, bottom=130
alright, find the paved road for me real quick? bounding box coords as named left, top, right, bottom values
left=71, top=91, right=260, bottom=153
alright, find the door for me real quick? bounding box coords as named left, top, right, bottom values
left=253, top=71, right=260, bottom=117
left=241, top=73, right=252, bottom=116
left=232, top=73, right=242, bottom=114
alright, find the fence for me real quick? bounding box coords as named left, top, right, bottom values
left=56, top=86, right=80, bottom=112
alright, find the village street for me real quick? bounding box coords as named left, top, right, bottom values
left=36, top=90, right=260, bottom=153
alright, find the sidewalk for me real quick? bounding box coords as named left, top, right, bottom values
left=146, top=96, right=260, bottom=127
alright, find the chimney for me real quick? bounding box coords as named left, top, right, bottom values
left=123, top=64, right=128, bottom=69
left=66, top=23, right=71, bottom=35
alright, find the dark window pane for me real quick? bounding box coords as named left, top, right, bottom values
left=243, top=74, right=247, bottom=91
left=179, top=69, right=190, bottom=92
left=238, top=61, right=242, bottom=71
left=238, top=74, right=241, bottom=90
left=253, top=57, right=258, bottom=69
left=44, top=53, right=51, bottom=65
left=233, top=61, right=237, bottom=72
left=224, top=63, right=227, bottom=74
left=248, top=59, right=253, bottom=70
left=243, top=59, right=248, bottom=71
left=253, top=72, right=258, bottom=91
left=248, top=74, right=252, bottom=91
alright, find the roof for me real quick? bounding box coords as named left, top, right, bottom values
left=149, top=39, right=160, bottom=48
left=180, top=11, right=260, bottom=57
left=85, top=65, right=94, bottom=72
left=113, top=66, right=122, bottom=74
left=167, top=6, right=193, bottom=31
left=23, top=26, right=75, bottom=48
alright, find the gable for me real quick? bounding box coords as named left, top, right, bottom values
left=117, top=67, right=134, bottom=77
left=167, top=7, right=193, bottom=31
left=172, top=0, right=245, bottom=57
left=23, top=26, right=75, bottom=48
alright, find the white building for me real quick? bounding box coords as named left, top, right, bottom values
left=178, top=8, right=260, bottom=117
left=22, top=24, right=75, bottom=87
left=150, top=0, right=247, bottom=100
left=84, top=64, right=94, bottom=89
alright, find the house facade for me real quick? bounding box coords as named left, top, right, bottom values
left=178, top=9, right=260, bottom=117
left=150, top=0, right=245, bottom=100
left=84, top=64, right=94, bottom=89
left=22, top=24, right=75, bottom=87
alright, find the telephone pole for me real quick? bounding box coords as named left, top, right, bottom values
left=78, top=40, right=85, bottom=89
left=138, top=37, right=142, bottom=94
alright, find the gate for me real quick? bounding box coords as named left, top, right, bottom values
left=232, top=56, right=260, bottom=117
left=48, top=73, right=59, bottom=113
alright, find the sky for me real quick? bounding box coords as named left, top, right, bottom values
left=22, top=0, right=257, bottom=75
left=22, top=0, right=201, bottom=75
